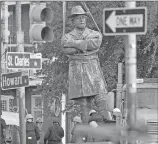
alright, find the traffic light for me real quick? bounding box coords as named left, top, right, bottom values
left=29, top=2, right=54, bottom=43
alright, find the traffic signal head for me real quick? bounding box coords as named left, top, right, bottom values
left=29, top=3, right=54, bottom=43
left=31, top=5, right=53, bottom=23
left=30, top=24, right=54, bottom=42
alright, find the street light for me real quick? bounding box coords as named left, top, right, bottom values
left=1, top=8, right=10, bottom=21
left=1, top=4, right=10, bottom=43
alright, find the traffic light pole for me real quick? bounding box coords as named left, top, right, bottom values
left=125, top=1, right=137, bottom=143
left=16, top=2, right=26, bottom=144
left=0, top=2, right=2, bottom=144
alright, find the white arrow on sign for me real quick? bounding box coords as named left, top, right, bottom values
left=106, top=11, right=143, bottom=32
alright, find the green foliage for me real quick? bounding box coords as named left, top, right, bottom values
left=37, top=1, right=158, bottom=113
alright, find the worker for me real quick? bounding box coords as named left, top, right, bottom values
left=26, top=114, right=40, bottom=144
left=88, top=109, right=104, bottom=125
left=44, top=117, right=64, bottom=144
left=1, top=117, right=6, bottom=144
left=71, top=116, right=87, bottom=143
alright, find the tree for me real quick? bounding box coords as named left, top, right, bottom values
left=36, top=1, right=158, bottom=115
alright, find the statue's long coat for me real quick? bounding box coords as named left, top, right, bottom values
left=61, top=28, right=108, bottom=100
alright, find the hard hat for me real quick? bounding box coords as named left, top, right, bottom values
left=112, top=108, right=121, bottom=117
left=89, top=121, right=98, bottom=128
left=26, top=114, right=33, bottom=120
left=89, top=110, right=96, bottom=116
left=73, top=116, right=82, bottom=123
left=113, top=108, right=121, bottom=113
left=53, top=117, right=59, bottom=123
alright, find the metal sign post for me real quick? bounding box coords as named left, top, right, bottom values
left=62, top=2, right=66, bottom=144
left=125, top=1, right=137, bottom=144
left=0, top=2, right=2, bottom=144
left=16, top=2, right=26, bottom=144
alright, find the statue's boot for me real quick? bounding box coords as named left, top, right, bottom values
left=94, top=93, right=111, bottom=121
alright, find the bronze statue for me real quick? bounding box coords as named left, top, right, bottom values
left=61, top=5, right=110, bottom=123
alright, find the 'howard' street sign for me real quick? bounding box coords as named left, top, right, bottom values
left=103, top=7, right=147, bottom=35
left=1, top=72, right=29, bottom=90
left=6, top=52, right=42, bottom=69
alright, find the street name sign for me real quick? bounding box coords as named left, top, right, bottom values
left=103, top=7, right=147, bottom=35
left=6, top=52, right=42, bottom=69
left=1, top=72, right=29, bottom=90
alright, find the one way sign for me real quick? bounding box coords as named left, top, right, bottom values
left=103, top=7, right=147, bottom=35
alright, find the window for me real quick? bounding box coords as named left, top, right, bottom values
left=34, top=111, right=42, bottom=122
left=35, top=97, right=42, bottom=108
left=1, top=100, right=7, bottom=111
left=32, top=95, right=43, bottom=122
left=9, top=99, right=13, bottom=108
left=1, top=95, right=14, bottom=111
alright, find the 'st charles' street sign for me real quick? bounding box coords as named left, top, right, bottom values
left=103, top=7, right=147, bottom=35
left=6, top=52, right=42, bottom=69
left=1, top=72, right=29, bottom=90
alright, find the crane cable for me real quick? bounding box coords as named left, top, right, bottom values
left=81, top=1, right=101, bottom=33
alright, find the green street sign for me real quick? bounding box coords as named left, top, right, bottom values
left=1, top=72, right=29, bottom=90
left=6, top=52, right=42, bottom=69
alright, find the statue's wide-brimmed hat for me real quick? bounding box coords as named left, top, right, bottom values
left=68, top=6, right=89, bottom=18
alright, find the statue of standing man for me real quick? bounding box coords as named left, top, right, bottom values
left=61, top=5, right=111, bottom=123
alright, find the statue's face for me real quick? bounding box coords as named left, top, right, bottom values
left=73, top=15, right=87, bottom=29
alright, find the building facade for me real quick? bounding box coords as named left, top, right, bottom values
left=1, top=3, right=54, bottom=143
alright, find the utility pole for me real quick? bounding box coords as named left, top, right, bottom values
left=61, top=2, right=66, bottom=144
left=125, top=1, right=137, bottom=144
left=16, top=2, right=26, bottom=144
left=116, top=63, right=123, bottom=126
left=0, top=2, right=2, bottom=144
left=63, top=1, right=66, bottom=36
